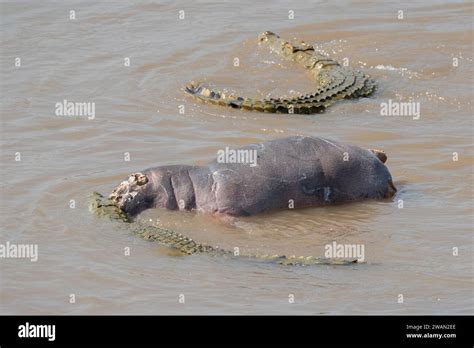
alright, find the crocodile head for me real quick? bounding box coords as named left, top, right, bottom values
left=258, top=31, right=280, bottom=44
left=88, top=192, right=129, bottom=222
left=258, top=31, right=314, bottom=56
left=108, top=172, right=156, bottom=218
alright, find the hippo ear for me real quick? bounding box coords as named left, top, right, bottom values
left=369, top=149, right=387, bottom=164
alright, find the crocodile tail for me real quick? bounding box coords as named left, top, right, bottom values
left=185, top=62, right=375, bottom=115
left=275, top=255, right=359, bottom=266
left=185, top=81, right=331, bottom=114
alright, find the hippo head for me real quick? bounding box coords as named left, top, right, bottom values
left=368, top=148, right=397, bottom=198
left=109, top=172, right=155, bottom=218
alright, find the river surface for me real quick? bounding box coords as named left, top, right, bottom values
left=1, top=0, right=473, bottom=314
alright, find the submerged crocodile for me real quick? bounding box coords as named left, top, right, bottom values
left=89, top=192, right=358, bottom=266
left=185, top=31, right=375, bottom=114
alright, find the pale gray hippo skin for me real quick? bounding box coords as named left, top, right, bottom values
left=109, top=136, right=396, bottom=218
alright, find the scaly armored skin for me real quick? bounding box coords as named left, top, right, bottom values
left=185, top=31, right=375, bottom=114
left=88, top=192, right=358, bottom=266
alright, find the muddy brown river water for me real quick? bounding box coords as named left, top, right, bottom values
left=0, top=0, right=473, bottom=314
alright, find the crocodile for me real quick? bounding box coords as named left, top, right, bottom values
left=185, top=31, right=375, bottom=114
left=88, top=192, right=359, bottom=266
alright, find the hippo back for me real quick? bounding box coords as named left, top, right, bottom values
left=206, top=136, right=393, bottom=215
